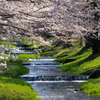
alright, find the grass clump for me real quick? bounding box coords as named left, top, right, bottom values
left=10, top=45, right=17, bottom=48
left=29, top=43, right=34, bottom=48
left=2, top=61, right=29, bottom=77
left=40, top=45, right=62, bottom=56
left=58, top=48, right=100, bottom=75
left=0, top=41, right=17, bottom=48
left=58, top=48, right=93, bottom=74
left=54, top=42, right=80, bottom=58
left=80, top=78, right=100, bottom=98
left=0, top=59, right=40, bottom=100
left=9, top=57, right=30, bottom=63
left=54, top=43, right=82, bottom=63
left=18, top=54, right=40, bottom=59
left=22, top=42, right=29, bottom=46
left=0, top=60, right=40, bottom=100
left=0, top=76, right=39, bottom=100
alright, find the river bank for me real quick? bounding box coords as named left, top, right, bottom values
left=0, top=40, right=40, bottom=100
left=40, top=40, right=100, bottom=99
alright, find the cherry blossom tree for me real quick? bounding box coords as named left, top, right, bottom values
left=0, top=0, right=100, bottom=53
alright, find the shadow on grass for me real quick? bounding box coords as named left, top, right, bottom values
left=60, top=49, right=100, bottom=75
left=63, top=58, right=76, bottom=64
left=58, top=47, right=90, bottom=64
left=59, top=54, right=68, bottom=58
left=74, top=47, right=89, bottom=56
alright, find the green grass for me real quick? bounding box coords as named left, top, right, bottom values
left=0, top=59, right=40, bottom=100
left=15, top=58, right=30, bottom=63
left=28, top=43, right=34, bottom=48
left=52, top=42, right=100, bottom=98
left=40, top=45, right=62, bottom=56
left=49, top=37, right=57, bottom=41
left=0, top=41, right=17, bottom=48
left=10, top=44, right=17, bottom=48
left=58, top=48, right=100, bottom=75
left=54, top=42, right=82, bottom=63
left=22, top=42, right=29, bottom=46
left=0, top=40, right=40, bottom=99
left=80, top=78, right=100, bottom=98
left=36, top=44, right=45, bottom=48
left=18, top=54, right=40, bottom=59
left=2, top=61, right=29, bottom=77
left=40, top=42, right=79, bottom=57
left=0, top=60, right=40, bottom=100
left=22, top=38, right=34, bottom=42
left=53, top=42, right=80, bottom=58
left=0, top=76, right=39, bottom=100
left=54, top=48, right=82, bottom=63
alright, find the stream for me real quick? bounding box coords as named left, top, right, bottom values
left=13, top=42, right=100, bottom=100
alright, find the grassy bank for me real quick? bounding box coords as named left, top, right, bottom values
left=18, top=54, right=40, bottom=59
left=0, top=60, right=39, bottom=100
left=40, top=39, right=100, bottom=98
left=0, top=59, right=40, bottom=100
left=80, top=78, right=100, bottom=98
left=2, top=61, right=29, bottom=77
left=0, top=41, right=17, bottom=48
left=0, top=41, right=40, bottom=100
left=49, top=41, right=100, bottom=98
left=40, top=45, right=62, bottom=56
left=0, top=76, right=39, bottom=100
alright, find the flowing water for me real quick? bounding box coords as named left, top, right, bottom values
left=13, top=43, right=100, bottom=100
left=20, top=59, right=100, bottom=100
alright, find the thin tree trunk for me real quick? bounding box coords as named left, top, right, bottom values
left=91, top=38, right=99, bottom=54
left=79, top=36, right=83, bottom=47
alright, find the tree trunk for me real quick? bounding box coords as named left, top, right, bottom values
left=85, top=32, right=100, bottom=54
left=79, top=36, right=83, bottom=47
left=85, top=36, right=91, bottom=48
left=91, top=38, right=99, bottom=54
left=91, top=32, right=99, bottom=54
left=98, top=40, right=100, bottom=52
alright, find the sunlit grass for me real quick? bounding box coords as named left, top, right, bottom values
left=53, top=43, right=100, bottom=98
left=22, top=42, right=29, bottom=45
left=0, top=59, right=40, bottom=100
left=0, top=40, right=41, bottom=100
left=59, top=48, right=93, bottom=74
left=0, top=76, right=40, bottom=100
left=58, top=48, right=100, bottom=75
left=0, top=54, right=40, bottom=100
left=80, top=78, right=100, bottom=98
left=0, top=41, right=17, bottom=48
left=40, top=45, right=62, bottom=56
left=18, top=54, right=40, bottom=59
left=54, top=43, right=82, bottom=62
